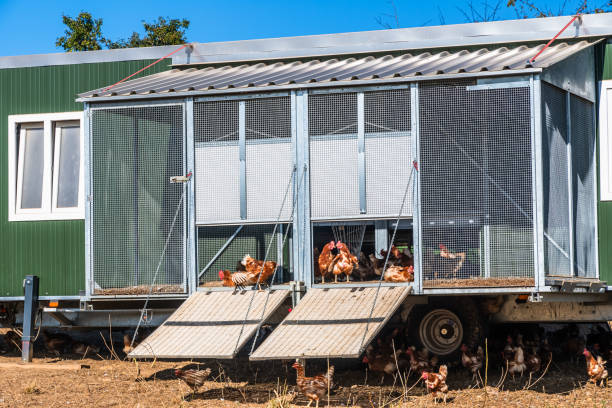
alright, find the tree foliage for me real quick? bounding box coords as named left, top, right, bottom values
left=56, top=13, right=189, bottom=52
left=506, top=0, right=610, bottom=18
left=56, top=12, right=106, bottom=52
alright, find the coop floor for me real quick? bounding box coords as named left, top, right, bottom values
left=0, top=355, right=609, bottom=407
left=94, top=284, right=185, bottom=295
left=423, top=277, right=535, bottom=288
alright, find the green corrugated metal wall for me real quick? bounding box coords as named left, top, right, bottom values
left=0, top=58, right=171, bottom=297
left=598, top=42, right=612, bottom=284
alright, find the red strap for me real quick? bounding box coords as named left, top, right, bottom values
left=413, top=160, right=419, bottom=171
left=529, top=15, right=579, bottom=64
left=102, top=43, right=191, bottom=93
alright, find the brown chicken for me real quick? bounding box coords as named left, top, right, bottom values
left=42, top=330, right=72, bottom=356
left=439, top=243, right=466, bottom=276
left=317, top=241, right=336, bottom=283
left=502, top=335, right=514, bottom=364
left=72, top=341, right=100, bottom=356
left=329, top=241, right=358, bottom=282
left=508, top=344, right=526, bottom=378
left=292, top=362, right=334, bottom=407
left=219, top=269, right=258, bottom=288
left=369, top=253, right=385, bottom=276
left=391, top=246, right=414, bottom=267
left=241, top=254, right=277, bottom=287
left=406, top=347, right=437, bottom=375
left=175, top=368, right=212, bottom=392
left=362, top=344, right=398, bottom=384
left=583, top=348, right=608, bottom=386
left=460, top=344, right=483, bottom=384
left=383, top=265, right=414, bottom=283
left=525, top=347, right=541, bottom=374
left=422, top=365, right=449, bottom=403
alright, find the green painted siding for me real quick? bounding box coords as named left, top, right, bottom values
left=598, top=43, right=612, bottom=284
left=0, top=58, right=171, bottom=297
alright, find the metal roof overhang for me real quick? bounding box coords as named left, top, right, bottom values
left=77, top=40, right=599, bottom=103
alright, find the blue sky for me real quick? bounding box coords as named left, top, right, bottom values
left=0, top=0, right=575, bottom=56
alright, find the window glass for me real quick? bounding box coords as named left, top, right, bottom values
left=56, top=126, right=80, bottom=208
left=20, top=127, right=44, bottom=209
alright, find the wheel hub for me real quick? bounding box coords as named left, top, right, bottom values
left=418, top=309, right=463, bottom=355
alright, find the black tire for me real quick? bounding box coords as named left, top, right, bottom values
left=407, top=296, right=483, bottom=359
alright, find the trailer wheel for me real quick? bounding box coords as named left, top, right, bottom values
left=410, top=297, right=483, bottom=357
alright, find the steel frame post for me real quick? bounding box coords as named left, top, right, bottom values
left=239, top=100, right=247, bottom=219
left=83, top=103, right=92, bottom=299
left=566, top=91, right=575, bottom=277
left=185, top=97, right=196, bottom=293
left=531, top=75, right=545, bottom=290
left=357, top=92, right=366, bottom=214
left=22, top=275, right=39, bottom=362
left=294, top=90, right=311, bottom=288
left=410, top=82, right=423, bottom=294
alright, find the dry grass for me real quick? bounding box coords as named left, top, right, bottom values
left=0, top=355, right=609, bottom=407
left=424, top=277, right=535, bottom=288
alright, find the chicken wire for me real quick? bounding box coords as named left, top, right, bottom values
left=198, top=224, right=292, bottom=285
left=570, top=94, right=597, bottom=279
left=541, top=83, right=571, bottom=277
left=419, top=81, right=534, bottom=287
left=194, top=97, right=293, bottom=224
left=90, top=105, right=185, bottom=294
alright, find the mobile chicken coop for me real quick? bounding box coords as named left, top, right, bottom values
left=5, top=14, right=612, bottom=360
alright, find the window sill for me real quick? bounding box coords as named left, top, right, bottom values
left=9, top=211, right=84, bottom=222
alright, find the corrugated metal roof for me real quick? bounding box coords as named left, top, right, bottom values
left=129, top=290, right=289, bottom=359
left=250, top=286, right=411, bottom=360
left=79, top=40, right=596, bottom=101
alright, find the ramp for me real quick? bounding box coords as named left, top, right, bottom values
left=250, top=286, right=411, bottom=360
left=129, top=290, right=290, bottom=359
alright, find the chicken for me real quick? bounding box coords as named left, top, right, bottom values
left=219, top=269, right=258, bottom=288
left=583, top=348, right=608, bottom=386
left=525, top=347, right=541, bottom=374
left=354, top=251, right=374, bottom=281
left=362, top=344, right=398, bottom=384
left=175, top=368, right=212, bottom=392
left=72, top=341, right=100, bottom=356
left=508, top=344, right=527, bottom=378
left=422, top=365, right=449, bottom=403
left=392, top=246, right=414, bottom=267
left=460, top=344, right=484, bottom=384
left=438, top=243, right=466, bottom=277
left=241, top=254, right=277, bottom=287
left=292, top=362, right=334, bottom=408
left=369, top=253, right=385, bottom=276
left=123, top=331, right=146, bottom=355
left=3, top=330, right=21, bottom=353
left=329, top=241, right=358, bottom=283
left=317, top=242, right=336, bottom=283
left=502, top=335, right=514, bottom=365
left=42, top=330, right=72, bottom=356
left=406, top=346, right=437, bottom=375
left=383, top=265, right=414, bottom=283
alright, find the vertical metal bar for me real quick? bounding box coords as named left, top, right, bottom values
left=239, top=100, right=247, bottom=220
left=410, top=82, right=423, bottom=294
left=83, top=104, right=92, bottom=299
left=592, top=98, right=600, bottom=280
left=483, top=225, right=491, bottom=278
left=358, top=92, right=366, bottom=214
left=530, top=75, right=545, bottom=290
left=277, top=224, right=284, bottom=285
left=374, top=220, right=389, bottom=255
left=290, top=91, right=299, bottom=284
left=185, top=98, right=196, bottom=294
left=132, top=115, right=140, bottom=286
left=566, top=91, right=575, bottom=277
left=21, top=275, right=39, bottom=362
left=302, top=91, right=312, bottom=288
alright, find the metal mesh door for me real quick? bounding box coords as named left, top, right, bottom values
left=570, top=95, right=597, bottom=278
left=90, top=105, right=185, bottom=295
left=245, top=97, right=293, bottom=220
left=419, top=81, right=534, bottom=287
left=309, top=92, right=360, bottom=219
left=198, top=224, right=292, bottom=285
left=541, top=83, right=571, bottom=277
left=364, top=89, right=412, bottom=217
left=194, top=100, right=240, bottom=223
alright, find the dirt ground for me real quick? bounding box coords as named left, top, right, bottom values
left=0, top=354, right=610, bottom=408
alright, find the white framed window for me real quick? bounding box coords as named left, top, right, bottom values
left=8, top=112, right=84, bottom=221
left=600, top=80, right=612, bottom=201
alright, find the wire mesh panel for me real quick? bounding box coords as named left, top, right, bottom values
left=309, top=92, right=360, bottom=219
left=541, top=83, right=571, bottom=277
left=364, top=89, right=412, bottom=217
left=194, top=100, right=240, bottom=223
left=419, top=81, right=534, bottom=287
left=570, top=95, right=597, bottom=278
left=198, top=224, right=292, bottom=286
left=245, top=97, right=293, bottom=220
left=90, top=105, right=185, bottom=295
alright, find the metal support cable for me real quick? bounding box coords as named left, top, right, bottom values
left=233, top=165, right=301, bottom=355
left=358, top=162, right=416, bottom=352
left=130, top=181, right=188, bottom=350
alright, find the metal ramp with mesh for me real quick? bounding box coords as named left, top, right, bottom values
left=250, top=286, right=411, bottom=360
left=129, top=290, right=289, bottom=359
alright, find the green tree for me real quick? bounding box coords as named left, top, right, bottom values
left=56, top=12, right=106, bottom=52
left=106, top=17, right=190, bottom=49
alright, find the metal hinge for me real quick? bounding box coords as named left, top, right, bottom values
left=528, top=292, right=543, bottom=303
